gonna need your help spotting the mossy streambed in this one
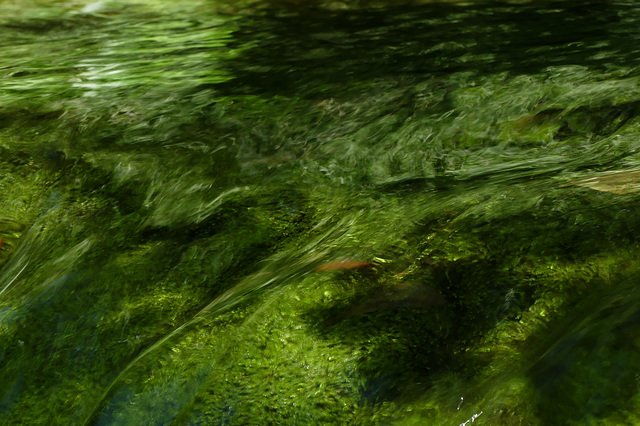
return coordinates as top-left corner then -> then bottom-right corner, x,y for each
3,0 -> 640,424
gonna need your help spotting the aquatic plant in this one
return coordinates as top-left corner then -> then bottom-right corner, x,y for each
3,0 -> 640,424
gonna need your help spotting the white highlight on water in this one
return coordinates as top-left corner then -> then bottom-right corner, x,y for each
459,411 -> 483,426
0,263 -> 29,297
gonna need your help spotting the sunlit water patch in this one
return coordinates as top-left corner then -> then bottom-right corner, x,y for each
2,0 -> 640,424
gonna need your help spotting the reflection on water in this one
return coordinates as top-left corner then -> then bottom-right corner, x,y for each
2,0 -> 640,424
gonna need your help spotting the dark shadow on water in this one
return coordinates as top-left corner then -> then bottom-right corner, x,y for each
304,250 -> 530,405
215,1 -> 639,98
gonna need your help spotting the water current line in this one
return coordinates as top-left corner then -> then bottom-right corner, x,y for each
82,253 -> 323,425
0,192 -> 59,298
0,263 -> 29,298
82,214 -> 354,425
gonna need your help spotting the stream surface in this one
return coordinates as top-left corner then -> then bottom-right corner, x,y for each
3,0 -> 640,424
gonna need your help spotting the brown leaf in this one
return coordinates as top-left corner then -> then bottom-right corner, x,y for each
315,260 -> 376,271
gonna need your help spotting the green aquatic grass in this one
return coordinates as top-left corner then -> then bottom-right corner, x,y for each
3,0 -> 640,424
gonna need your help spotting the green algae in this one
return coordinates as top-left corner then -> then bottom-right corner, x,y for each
3,0 -> 640,424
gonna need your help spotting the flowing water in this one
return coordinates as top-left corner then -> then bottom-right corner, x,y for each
2,0 -> 640,424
